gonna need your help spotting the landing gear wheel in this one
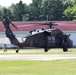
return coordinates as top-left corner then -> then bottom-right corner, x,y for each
16,49 -> 19,53
63,47 -> 68,52
63,44 -> 68,52
44,48 -> 48,52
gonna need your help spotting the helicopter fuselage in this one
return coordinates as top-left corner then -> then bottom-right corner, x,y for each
23,29 -> 72,49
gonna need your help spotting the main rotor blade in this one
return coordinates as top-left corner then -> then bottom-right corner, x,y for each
10,22 -> 18,29
16,21 -> 58,29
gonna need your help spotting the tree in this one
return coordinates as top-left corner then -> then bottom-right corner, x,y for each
0,0 -> 74,21
72,0 -> 76,5
10,0 -> 26,21
42,0 -> 64,21
0,7 -> 12,21
28,0 -> 43,21
64,0 -> 76,20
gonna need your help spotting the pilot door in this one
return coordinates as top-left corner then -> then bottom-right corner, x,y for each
47,36 -> 56,48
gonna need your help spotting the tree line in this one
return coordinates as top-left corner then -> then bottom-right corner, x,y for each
0,0 -> 76,21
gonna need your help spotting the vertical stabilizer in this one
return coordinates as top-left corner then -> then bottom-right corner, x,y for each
2,19 -> 19,45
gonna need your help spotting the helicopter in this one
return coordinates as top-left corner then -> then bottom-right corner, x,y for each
2,16 -> 73,53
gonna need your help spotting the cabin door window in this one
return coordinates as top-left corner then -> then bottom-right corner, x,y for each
47,36 -> 55,47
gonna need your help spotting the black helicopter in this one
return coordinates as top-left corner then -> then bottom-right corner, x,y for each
2,16 -> 73,53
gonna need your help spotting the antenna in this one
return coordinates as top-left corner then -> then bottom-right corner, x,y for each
46,15 -> 49,21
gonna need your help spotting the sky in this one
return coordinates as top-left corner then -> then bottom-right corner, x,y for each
0,0 -> 32,7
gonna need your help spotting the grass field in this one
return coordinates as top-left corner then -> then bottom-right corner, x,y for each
0,48 -> 76,75
0,48 -> 76,54
0,59 -> 76,75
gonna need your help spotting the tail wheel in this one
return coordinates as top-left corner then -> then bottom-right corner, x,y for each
16,49 -> 19,53
16,48 -> 19,53
44,48 -> 48,52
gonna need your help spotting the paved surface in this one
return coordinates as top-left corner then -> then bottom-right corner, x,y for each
0,54 -> 76,60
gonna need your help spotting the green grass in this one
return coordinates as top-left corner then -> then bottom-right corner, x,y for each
0,48 -> 76,75
0,48 -> 76,54
0,59 -> 76,75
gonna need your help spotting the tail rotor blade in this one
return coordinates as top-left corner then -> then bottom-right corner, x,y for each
10,22 -> 18,29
